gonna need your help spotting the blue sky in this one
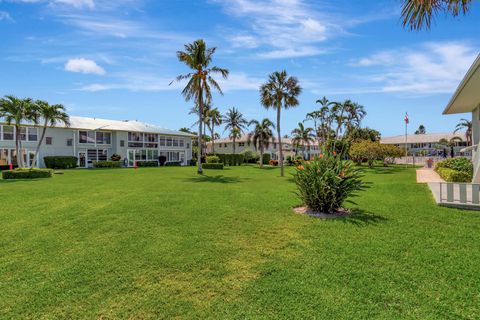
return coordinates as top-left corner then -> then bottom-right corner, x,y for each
0,0 -> 479,137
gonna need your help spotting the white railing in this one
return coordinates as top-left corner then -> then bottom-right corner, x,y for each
439,182 -> 480,207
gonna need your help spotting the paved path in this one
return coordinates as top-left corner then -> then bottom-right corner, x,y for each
416,168 -> 444,183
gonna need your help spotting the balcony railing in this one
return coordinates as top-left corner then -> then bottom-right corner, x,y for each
438,182 -> 480,208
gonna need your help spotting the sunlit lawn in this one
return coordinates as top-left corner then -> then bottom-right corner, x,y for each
1,165 -> 479,319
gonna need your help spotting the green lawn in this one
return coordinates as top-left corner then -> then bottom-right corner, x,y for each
1,165 -> 479,319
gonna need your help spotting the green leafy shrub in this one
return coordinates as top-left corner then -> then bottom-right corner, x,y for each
241,148 -> 259,163
206,155 -> 220,164
436,167 -> 471,182
435,157 -> 473,175
165,161 -> 182,166
202,163 -> 224,169
215,154 -> 244,166
137,161 -> 158,167
293,156 -> 366,213
44,156 -> 77,169
93,160 -> 121,168
2,168 -> 53,179
110,154 -> 122,161
262,153 -> 271,165
190,158 -> 197,166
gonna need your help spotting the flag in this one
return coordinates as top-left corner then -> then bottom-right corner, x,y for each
404,113 -> 409,125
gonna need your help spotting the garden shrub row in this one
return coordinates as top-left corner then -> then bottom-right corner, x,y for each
215,154 -> 245,166
137,161 -> 159,167
44,156 -> 77,169
262,153 -> 271,165
93,160 -> 122,168
2,168 -> 53,180
165,161 -> 182,166
436,167 -> 471,183
206,155 -> 220,164
202,163 -> 224,170
434,157 -> 473,182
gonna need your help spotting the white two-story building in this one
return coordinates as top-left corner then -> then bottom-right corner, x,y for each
0,116 -> 193,168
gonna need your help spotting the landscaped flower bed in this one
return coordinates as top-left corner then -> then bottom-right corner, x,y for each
434,157 -> 473,182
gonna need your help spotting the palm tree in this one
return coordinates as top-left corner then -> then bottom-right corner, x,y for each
344,101 -> 366,133
260,70 -> 302,177
248,118 -> 275,168
291,122 -> 315,160
223,107 -> 248,155
31,101 -> 70,168
0,96 -> 38,168
172,39 -> 229,174
206,107 -> 222,154
401,0 -> 472,30
454,118 -> 472,145
314,96 -> 336,146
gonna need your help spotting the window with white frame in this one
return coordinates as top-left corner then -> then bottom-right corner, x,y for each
18,127 -> 38,142
87,149 -> 107,162
239,142 -> 245,147
1,125 -> 14,140
96,131 -> 111,145
79,131 -> 95,144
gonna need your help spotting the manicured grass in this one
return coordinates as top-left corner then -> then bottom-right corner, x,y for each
1,165 -> 479,318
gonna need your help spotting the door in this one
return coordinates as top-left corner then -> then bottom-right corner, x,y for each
128,149 -> 135,167
78,152 -> 86,168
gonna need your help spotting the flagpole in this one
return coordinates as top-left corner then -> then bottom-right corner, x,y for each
405,113 -> 408,166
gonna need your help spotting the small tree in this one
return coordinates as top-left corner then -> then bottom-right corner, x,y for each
381,144 -> 405,166
349,140 -> 383,168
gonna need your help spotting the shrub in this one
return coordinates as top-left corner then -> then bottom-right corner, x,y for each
93,160 -> 121,168
137,161 -> 158,167
436,167 -> 471,182
165,161 -> 182,166
44,156 -> 77,169
215,154 -> 244,166
2,168 -> 53,179
269,159 -> 279,166
206,155 -> 220,164
262,153 -> 271,165
202,163 -> 224,169
349,140 -> 383,167
293,155 -> 366,213
241,148 -> 259,163
190,158 -> 197,166
435,157 -> 473,175
286,156 -> 294,166
110,154 -> 122,161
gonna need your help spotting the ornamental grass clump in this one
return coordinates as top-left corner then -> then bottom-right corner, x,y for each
293,155 -> 366,214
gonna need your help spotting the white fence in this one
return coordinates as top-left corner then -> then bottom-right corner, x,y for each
439,182 -> 480,208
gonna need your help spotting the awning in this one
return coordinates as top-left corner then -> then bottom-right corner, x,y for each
443,54 -> 480,115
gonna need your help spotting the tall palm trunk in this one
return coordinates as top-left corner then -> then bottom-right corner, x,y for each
203,121 -> 207,157
276,103 -> 284,177
15,124 -> 24,168
197,86 -> 204,174
233,136 -> 236,155
32,120 -> 48,168
211,124 -> 215,154
260,144 -> 264,168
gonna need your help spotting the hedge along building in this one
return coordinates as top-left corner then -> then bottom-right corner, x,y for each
443,53 -> 480,182
206,134 -> 321,160
0,116 -> 194,168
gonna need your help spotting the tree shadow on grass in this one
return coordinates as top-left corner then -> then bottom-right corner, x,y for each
341,208 -> 388,226
184,174 -> 248,184
363,166 -> 407,175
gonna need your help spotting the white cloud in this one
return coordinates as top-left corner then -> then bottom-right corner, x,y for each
79,72 -> 261,92
347,42 -> 478,94
54,0 -> 94,9
0,11 -> 14,22
216,0 -> 336,59
65,58 -> 105,75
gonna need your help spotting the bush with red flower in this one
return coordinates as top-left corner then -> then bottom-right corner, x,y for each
293,154 -> 366,213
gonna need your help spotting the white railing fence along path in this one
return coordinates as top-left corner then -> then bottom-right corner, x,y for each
439,182 -> 480,207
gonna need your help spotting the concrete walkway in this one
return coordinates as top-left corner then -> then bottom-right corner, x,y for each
416,168 -> 444,183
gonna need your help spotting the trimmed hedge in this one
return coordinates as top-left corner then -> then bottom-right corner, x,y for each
202,163 -> 224,170
435,157 -> 473,175
216,154 -> 245,166
44,156 -> 77,169
206,155 -> 220,164
93,160 -> 122,168
165,161 -> 182,167
262,153 -> 271,165
2,168 -> 53,179
436,167 -> 471,183
137,161 -> 158,167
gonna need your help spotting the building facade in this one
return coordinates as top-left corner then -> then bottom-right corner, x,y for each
380,132 -> 470,157
0,116 -> 193,168
207,135 -> 321,160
